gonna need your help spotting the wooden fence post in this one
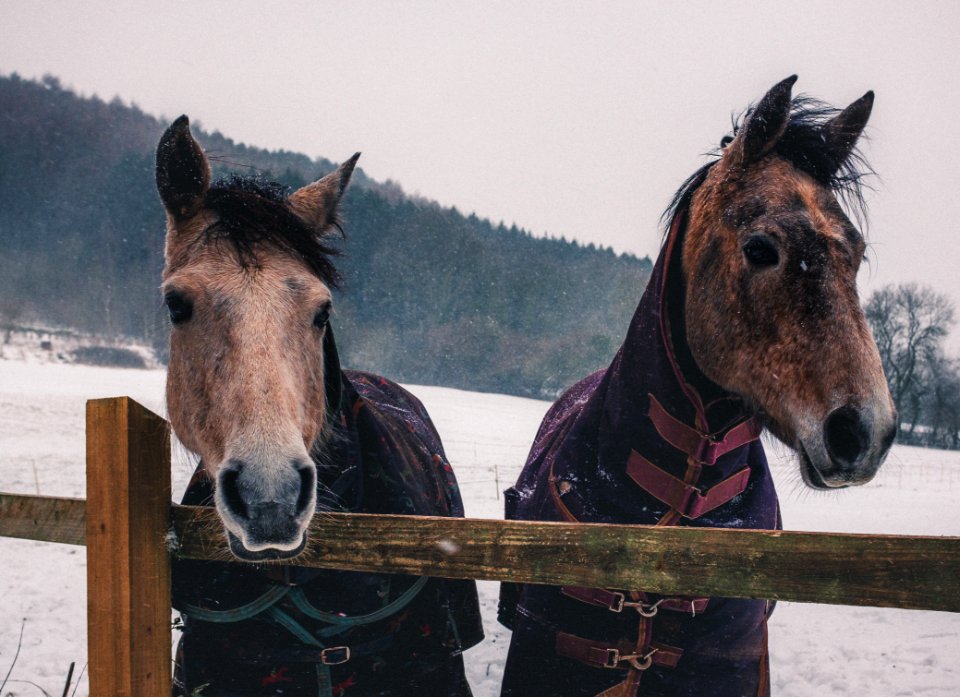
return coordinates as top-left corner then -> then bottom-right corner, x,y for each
86,397 -> 171,696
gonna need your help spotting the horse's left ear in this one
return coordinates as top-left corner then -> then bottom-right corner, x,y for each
726,75 -> 797,168
289,153 -> 361,231
822,91 -> 874,172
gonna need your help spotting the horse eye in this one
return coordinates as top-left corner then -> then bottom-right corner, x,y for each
164,292 -> 193,325
742,236 -> 780,267
313,304 -> 331,329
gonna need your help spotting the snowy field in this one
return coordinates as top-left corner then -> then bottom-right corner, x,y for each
1,357 -> 959,696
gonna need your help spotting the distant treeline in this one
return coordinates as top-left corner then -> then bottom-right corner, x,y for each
0,73 -> 652,398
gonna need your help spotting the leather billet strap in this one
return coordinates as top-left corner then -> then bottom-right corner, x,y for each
648,394 -> 761,465
561,586 -> 709,617
626,450 -> 751,520
555,631 -> 683,671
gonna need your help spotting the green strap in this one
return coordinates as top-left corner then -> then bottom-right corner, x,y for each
316,665 -> 333,697
178,584 -> 291,623
288,576 -> 430,627
180,578 -> 429,697
179,576 -> 428,630
265,606 -> 323,646
265,608 -> 335,697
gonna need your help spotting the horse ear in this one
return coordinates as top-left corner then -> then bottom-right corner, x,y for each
822,91 -> 874,173
726,75 -> 797,167
156,115 -> 211,219
289,153 -> 361,231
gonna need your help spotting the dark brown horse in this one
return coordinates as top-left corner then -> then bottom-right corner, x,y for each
498,76 -> 896,697
156,117 -> 482,696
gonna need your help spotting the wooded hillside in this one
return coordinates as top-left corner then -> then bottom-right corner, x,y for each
0,73 -> 652,397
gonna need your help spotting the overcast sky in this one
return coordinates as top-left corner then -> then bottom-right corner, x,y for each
2,1 -> 958,324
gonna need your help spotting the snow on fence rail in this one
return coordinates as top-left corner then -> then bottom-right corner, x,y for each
1,396 -> 959,696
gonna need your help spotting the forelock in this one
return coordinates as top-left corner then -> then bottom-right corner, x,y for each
202,175 -> 342,286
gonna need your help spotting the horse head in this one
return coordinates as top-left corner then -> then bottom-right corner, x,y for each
681,76 -> 896,488
156,116 -> 357,559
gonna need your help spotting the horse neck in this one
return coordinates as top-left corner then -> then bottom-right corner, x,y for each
604,211 -> 748,437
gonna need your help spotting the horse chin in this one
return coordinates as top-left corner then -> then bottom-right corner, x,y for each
227,531 -> 307,562
763,413 -> 853,491
797,445 -> 850,491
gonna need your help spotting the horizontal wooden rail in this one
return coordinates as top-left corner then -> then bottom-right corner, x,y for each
0,492 -> 85,544
2,492 -> 959,613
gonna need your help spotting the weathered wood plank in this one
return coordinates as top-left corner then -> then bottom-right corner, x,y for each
0,493 -> 85,545
86,397 -> 171,697
172,507 -> 960,613
3,494 -> 959,613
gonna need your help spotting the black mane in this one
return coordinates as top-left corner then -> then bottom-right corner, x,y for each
664,95 -> 872,230
203,175 -> 342,286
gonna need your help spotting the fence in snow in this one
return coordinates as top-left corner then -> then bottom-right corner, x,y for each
0,396 -> 958,695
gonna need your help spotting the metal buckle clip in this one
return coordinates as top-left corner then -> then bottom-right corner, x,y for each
603,647 -> 657,671
621,597 -> 663,618
609,592 -> 626,613
625,649 -> 657,671
320,646 -> 351,665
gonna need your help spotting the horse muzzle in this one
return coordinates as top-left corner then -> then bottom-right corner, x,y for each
214,457 -> 317,560
798,403 -> 897,489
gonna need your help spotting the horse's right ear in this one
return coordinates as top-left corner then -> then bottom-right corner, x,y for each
156,115 -> 211,219
725,75 -> 797,168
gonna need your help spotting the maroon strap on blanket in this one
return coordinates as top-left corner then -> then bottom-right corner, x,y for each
626,450 -> 751,520
647,394 -> 761,465
555,631 -> 683,671
561,586 -> 709,616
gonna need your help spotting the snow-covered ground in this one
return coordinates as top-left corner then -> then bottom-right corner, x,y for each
1,357 -> 958,696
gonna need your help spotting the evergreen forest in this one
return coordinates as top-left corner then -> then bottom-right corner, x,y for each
0,73 -> 653,398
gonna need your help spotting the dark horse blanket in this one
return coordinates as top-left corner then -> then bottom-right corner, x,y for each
498,206 -> 780,697
172,371 -> 483,697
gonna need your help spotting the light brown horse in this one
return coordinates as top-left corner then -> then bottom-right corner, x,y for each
499,76 -> 897,697
157,119 -> 352,560
156,118 -> 482,695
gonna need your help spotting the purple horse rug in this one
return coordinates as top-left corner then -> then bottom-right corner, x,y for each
498,203 -> 780,697
172,370 -> 483,697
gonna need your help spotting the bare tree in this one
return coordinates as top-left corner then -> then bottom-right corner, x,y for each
924,355 -> 960,449
865,283 -> 956,434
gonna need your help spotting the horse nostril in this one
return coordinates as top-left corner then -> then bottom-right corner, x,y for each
219,462 -> 249,520
824,406 -> 869,468
294,461 -> 316,516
